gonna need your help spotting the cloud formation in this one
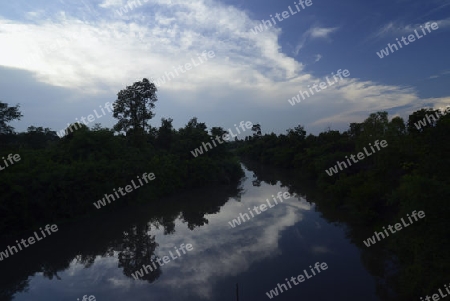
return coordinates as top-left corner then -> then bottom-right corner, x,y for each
0,0 -> 448,134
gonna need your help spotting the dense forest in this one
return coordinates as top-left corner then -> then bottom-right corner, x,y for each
235,109 -> 450,300
1,77 -> 449,300
0,78 -> 243,235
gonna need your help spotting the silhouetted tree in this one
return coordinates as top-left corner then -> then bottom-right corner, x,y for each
286,124 -> 306,140
0,102 -> 22,135
157,118 -> 174,150
251,123 -> 261,137
112,78 -> 157,136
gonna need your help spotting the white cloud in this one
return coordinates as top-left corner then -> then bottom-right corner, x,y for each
0,0 -> 302,96
314,54 -> 322,62
293,26 -> 338,56
0,0 -> 447,133
155,188 -> 312,299
306,26 -> 338,39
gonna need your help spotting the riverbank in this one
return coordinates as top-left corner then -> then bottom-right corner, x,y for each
0,118 -> 244,236
0,163 -> 379,301
235,110 -> 450,300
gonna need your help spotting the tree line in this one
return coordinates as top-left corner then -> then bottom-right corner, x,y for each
0,78 -> 243,235
235,109 -> 450,300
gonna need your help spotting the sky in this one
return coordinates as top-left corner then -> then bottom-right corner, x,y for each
0,0 -> 449,136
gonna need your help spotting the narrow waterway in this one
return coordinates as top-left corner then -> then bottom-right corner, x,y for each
4,162 -> 380,301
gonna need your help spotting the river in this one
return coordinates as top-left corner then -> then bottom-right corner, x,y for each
2,162 -> 381,301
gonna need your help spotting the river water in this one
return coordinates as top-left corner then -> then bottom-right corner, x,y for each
2,162 -> 381,301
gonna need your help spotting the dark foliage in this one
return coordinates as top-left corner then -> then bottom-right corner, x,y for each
235,110 -> 450,301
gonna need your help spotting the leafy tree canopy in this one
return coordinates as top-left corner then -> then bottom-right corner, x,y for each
0,101 -> 23,135
112,78 -> 157,135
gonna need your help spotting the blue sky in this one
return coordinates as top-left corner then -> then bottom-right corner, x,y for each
0,0 -> 449,135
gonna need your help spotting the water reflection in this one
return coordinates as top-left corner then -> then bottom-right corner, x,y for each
117,224 -> 161,283
1,162 -> 381,301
